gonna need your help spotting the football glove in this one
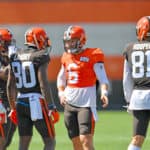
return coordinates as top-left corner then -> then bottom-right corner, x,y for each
48,104 -> 60,124
8,109 -> 18,125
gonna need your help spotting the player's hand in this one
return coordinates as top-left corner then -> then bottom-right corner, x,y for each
48,104 -> 60,124
59,96 -> 67,106
8,109 -> 18,125
59,93 -> 67,106
100,95 -> 109,108
123,103 -> 132,114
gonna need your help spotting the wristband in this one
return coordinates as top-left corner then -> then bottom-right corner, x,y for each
101,89 -> 108,96
58,91 -> 64,97
48,103 -> 56,110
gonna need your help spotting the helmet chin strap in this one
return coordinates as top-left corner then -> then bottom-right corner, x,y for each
66,40 -> 84,54
67,48 -> 84,54
67,48 -> 78,54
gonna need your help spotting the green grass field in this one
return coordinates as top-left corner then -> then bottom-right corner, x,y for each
7,111 -> 150,150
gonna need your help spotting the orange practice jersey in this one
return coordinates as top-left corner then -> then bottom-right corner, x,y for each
61,48 -> 104,87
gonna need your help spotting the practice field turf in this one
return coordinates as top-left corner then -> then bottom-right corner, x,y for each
7,111 -> 150,150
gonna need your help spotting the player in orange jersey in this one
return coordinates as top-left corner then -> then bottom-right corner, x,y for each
57,25 -> 109,150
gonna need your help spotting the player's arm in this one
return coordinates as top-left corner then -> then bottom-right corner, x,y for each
38,62 -> 54,105
57,65 -> 66,106
0,66 -> 8,80
6,65 -> 18,125
123,59 -> 133,103
38,62 -> 59,124
7,65 -> 17,109
94,62 -> 109,108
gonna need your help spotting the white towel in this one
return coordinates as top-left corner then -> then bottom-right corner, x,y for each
91,107 -> 98,122
8,45 -> 18,58
29,94 -> 43,121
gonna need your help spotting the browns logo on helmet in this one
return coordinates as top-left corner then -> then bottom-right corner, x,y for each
24,27 -> 51,51
136,16 -> 150,41
63,25 -> 86,54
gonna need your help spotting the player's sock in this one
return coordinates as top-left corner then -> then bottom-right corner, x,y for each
128,144 -> 140,150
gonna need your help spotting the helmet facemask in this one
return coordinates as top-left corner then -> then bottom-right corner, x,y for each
63,38 -> 83,54
63,26 -> 86,54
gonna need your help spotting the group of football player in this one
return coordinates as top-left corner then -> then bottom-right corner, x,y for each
0,15 -> 150,150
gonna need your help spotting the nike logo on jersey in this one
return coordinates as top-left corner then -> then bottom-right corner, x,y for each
80,56 -> 89,62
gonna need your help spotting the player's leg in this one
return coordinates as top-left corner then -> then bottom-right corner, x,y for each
0,103 -> 12,150
64,103 -> 83,150
0,121 -> 6,150
34,119 -> 56,150
80,134 -> 94,150
16,100 -> 33,150
78,107 -> 95,150
19,136 -> 32,150
72,136 -> 83,150
3,110 -> 16,148
0,135 -> 5,150
42,137 -> 56,150
3,121 -> 16,148
128,110 -> 150,150
36,99 -> 56,150
0,101 -> 14,150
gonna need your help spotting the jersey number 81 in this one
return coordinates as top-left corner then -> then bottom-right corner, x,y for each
131,50 -> 150,78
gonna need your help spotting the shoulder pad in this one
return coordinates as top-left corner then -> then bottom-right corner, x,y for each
31,50 -> 50,66
123,42 -> 134,60
90,48 -> 104,63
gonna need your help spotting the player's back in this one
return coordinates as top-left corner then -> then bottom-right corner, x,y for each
124,41 -> 150,89
10,47 -> 50,94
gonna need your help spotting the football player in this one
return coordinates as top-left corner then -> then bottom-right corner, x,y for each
7,27 -> 59,150
57,25 -> 109,150
123,16 -> 150,150
0,28 -> 17,150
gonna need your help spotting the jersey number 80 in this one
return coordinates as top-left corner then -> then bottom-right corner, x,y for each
11,61 -> 36,88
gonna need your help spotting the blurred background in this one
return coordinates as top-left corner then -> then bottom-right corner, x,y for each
1,0 -> 150,111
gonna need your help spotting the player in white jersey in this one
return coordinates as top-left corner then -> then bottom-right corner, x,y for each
123,16 -> 150,150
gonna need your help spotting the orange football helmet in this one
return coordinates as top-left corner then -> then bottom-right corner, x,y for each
25,27 -> 51,50
63,25 -> 86,54
0,28 -> 13,51
136,16 -> 150,41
